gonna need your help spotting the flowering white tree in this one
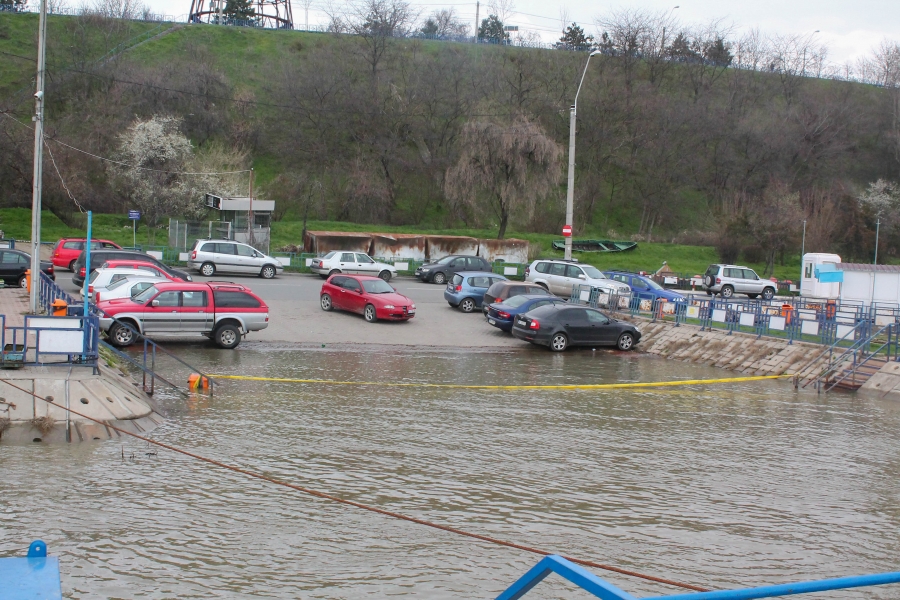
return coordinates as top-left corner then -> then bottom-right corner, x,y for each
858,179 -> 900,229
113,115 -> 193,242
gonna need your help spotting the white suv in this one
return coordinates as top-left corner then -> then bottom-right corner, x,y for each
703,264 -> 776,300
188,239 -> 284,279
525,259 -> 631,298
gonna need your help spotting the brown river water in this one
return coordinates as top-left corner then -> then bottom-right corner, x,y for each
2,345 -> 900,599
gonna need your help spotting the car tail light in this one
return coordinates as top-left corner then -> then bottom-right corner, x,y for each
716,277 -> 721,284
191,250 -> 197,260
524,266 -> 530,276
529,319 -> 540,330
88,285 -> 93,294
94,292 -> 100,303
47,265 -> 53,273
498,311 -> 511,319
79,267 -> 85,277
455,285 -> 462,292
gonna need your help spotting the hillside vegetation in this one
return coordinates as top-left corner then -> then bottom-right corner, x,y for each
0,11 -> 898,274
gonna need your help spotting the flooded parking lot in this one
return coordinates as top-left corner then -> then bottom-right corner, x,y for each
3,346 -> 900,598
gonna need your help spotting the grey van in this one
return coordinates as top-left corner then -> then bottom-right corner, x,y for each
188,239 -> 284,279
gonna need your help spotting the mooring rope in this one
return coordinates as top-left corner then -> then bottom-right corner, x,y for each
209,373 -> 795,390
1,377 -> 709,593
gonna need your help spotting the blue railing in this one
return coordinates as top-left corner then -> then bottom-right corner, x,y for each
0,314 -> 100,367
498,555 -> 900,600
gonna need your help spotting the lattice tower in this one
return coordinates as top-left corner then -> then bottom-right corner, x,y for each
188,0 -> 293,29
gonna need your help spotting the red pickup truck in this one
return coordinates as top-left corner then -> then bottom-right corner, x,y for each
97,281 -> 269,349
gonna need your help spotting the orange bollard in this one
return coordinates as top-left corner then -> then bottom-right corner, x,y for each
51,299 -> 68,316
188,373 -> 210,390
25,269 -> 31,293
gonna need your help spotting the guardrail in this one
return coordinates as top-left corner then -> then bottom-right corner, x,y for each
0,313 -> 100,368
498,554 -> 900,600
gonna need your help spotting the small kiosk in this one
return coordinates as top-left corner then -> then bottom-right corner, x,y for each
204,193 -> 275,252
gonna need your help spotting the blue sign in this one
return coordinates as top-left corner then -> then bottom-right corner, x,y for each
128,210 -> 141,220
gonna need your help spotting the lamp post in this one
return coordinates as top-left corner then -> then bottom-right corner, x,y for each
564,50 -> 600,261
29,0 -> 48,314
800,219 -> 806,285
871,218 -> 881,309
802,30 -> 820,77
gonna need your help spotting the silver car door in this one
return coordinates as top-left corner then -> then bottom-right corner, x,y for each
356,253 -> 378,275
217,243 -> 242,274
236,243 -> 260,274
547,263 -> 567,295
339,252 -> 358,274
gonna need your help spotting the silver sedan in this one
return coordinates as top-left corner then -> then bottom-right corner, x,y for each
310,251 -> 398,281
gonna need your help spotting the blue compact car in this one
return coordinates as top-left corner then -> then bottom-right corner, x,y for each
443,271 -> 507,312
603,271 -> 687,303
485,294 -> 568,332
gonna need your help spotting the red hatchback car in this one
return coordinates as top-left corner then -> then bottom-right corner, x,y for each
320,274 -> 415,322
51,238 -> 121,270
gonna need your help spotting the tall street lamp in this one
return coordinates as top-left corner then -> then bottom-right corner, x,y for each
564,50 -> 600,261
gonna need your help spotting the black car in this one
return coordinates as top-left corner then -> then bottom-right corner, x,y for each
0,249 -> 54,288
415,255 -> 491,284
72,249 -> 191,287
481,281 -> 552,316
511,304 -> 641,352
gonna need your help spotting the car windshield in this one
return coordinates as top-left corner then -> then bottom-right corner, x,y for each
503,295 -> 532,308
323,251 -> 336,259
361,279 -> 394,294
133,285 -> 159,303
436,256 -> 454,264
106,278 -> 129,291
582,266 -> 607,279
644,278 -> 664,290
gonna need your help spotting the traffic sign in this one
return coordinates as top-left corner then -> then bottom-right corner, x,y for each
128,210 -> 141,220
562,225 -> 572,237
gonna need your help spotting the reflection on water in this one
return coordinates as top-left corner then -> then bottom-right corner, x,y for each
3,346 -> 900,599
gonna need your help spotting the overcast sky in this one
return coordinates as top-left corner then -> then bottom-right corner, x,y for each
141,0 -> 899,65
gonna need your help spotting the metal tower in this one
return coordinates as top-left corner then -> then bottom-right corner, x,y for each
188,0 -> 293,29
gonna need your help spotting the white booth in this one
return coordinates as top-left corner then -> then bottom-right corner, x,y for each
801,253 -> 841,299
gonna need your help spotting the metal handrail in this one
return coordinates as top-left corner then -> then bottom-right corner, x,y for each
825,324 -> 897,391
798,320 -> 871,388
99,340 -> 188,396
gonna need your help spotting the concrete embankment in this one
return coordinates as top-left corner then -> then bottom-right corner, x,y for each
0,365 -> 163,444
635,319 -> 827,377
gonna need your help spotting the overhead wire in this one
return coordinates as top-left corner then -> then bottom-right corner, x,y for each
0,375 -> 709,593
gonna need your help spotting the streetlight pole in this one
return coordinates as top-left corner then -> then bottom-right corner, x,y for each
871,218 -> 881,308
564,50 -> 600,261
29,0 -> 48,314
800,219 -> 806,285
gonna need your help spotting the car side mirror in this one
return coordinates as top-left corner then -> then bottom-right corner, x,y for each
151,299 -> 160,307
357,288 -> 364,294
578,274 -> 586,280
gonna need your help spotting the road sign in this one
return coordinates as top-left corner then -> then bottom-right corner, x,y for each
128,210 -> 141,220
562,225 -> 572,237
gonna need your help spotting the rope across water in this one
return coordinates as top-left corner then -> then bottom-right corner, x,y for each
0,377 -> 711,592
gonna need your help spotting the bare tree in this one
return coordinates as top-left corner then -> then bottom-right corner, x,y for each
488,0 -> 515,26
445,116 -> 562,239
594,8 -> 656,89
733,27 -> 768,71
420,8 -> 469,38
335,0 -> 416,78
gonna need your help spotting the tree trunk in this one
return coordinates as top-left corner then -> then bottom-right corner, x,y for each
497,207 -> 509,240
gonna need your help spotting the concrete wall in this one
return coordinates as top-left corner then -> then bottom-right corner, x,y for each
302,231 -> 531,263
636,319 -> 828,377
478,239 -> 529,263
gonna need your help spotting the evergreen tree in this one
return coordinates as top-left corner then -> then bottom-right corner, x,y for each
556,22 -> 594,50
478,15 -> 508,44
224,0 -> 256,25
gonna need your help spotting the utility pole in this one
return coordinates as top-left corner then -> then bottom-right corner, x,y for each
248,168 -> 255,248
871,218 -> 881,309
474,1 -> 480,42
800,219 -> 806,285
29,0 -> 48,314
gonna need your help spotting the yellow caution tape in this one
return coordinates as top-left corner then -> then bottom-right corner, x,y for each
209,373 -> 795,390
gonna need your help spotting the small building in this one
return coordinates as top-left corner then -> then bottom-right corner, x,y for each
838,263 -> 900,307
801,253 -> 842,299
205,193 -> 275,252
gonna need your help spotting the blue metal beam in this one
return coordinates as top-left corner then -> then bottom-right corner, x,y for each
496,555 -> 638,600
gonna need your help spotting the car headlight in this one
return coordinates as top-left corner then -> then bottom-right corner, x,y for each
384,305 -> 395,309
421,267 -> 430,272
411,304 -> 416,309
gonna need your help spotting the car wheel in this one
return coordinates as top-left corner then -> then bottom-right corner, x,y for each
328,269 -> 341,277
364,304 -> 378,323
433,272 -> 446,285
459,298 -> 476,313
747,293 -> 758,299
260,265 -> 276,279
617,332 -> 635,351
214,324 -> 241,349
200,262 -> 216,277
378,270 -> 392,282
721,285 -> 734,298
68,260 -> 76,271
18,275 -> 27,288
550,333 -> 568,352
762,287 -> 775,301
320,294 -> 333,311
108,323 -> 136,347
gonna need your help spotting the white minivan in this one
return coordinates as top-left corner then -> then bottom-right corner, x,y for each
188,239 -> 284,279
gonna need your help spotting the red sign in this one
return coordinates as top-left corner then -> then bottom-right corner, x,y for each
562,225 -> 572,237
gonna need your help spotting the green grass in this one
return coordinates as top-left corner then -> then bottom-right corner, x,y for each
0,208 -> 804,280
